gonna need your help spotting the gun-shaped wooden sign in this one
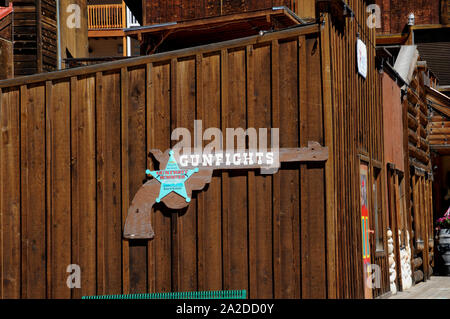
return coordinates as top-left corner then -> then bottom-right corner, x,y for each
123,141 -> 328,239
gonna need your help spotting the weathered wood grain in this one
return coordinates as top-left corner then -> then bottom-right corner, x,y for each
0,24 -> 338,299
147,61 -> 172,293
0,88 -> 21,299
70,75 -> 96,298
48,80 -> 71,298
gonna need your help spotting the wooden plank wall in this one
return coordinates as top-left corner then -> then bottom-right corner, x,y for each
404,66 -> 434,284
321,0 -> 388,298
0,38 -> 13,79
12,0 -> 57,76
0,9 -> 12,40
430,113 -> 450,148
144,0 -> 313,25
0,25 -> 329,299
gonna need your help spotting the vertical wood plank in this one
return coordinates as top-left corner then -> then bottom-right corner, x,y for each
247,43 -> 273,299
21,84 -> 46,298
220,49 -> 231,292
0,88 -> 21,299
247,44 -> 257,299
277,38 -> 301,299
300,37 -> 326,299
196,53 -> 223,291
170,58 -> 179,292
319,13 -> 337,299
70,75 -> 97,298
96,71 -> 123,295
120,67 -> 132,295
48,80 -> 72,298
147,62 -> 172,293
45,81 -> 52,298
126,66 -> 148,294
271,39 -> 282,299
222,48 -> 248,292
173,57 -> 198,292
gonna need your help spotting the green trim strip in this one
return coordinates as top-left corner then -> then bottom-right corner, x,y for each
82,290 -> 247,300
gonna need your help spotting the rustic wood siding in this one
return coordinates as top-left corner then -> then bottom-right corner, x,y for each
321,0 -> 389,298
404,66 -> 434,284
0,25 -> 330,299
382,73 -> 405,171
12,0 -> 57,76
0,38 -> 13,79
0,10 -> 12,41
143,0 -> 314,25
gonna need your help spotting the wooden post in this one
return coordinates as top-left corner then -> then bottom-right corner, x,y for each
320,13 -> 337,299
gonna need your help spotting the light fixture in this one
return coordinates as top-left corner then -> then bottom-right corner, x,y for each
408,13 -> 415,26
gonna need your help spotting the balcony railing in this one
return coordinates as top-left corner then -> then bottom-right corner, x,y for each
88,4 -> 123,29
127,7 -> 140,27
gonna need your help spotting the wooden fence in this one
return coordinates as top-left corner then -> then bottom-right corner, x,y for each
0,24 -> 330,299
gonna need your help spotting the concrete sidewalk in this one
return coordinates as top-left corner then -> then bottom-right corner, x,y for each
388,276 -> 450,299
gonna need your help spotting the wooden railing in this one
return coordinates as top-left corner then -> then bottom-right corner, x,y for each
88,4 -> 123,29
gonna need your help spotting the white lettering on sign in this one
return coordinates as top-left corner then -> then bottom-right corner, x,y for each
179,152 -> 275,168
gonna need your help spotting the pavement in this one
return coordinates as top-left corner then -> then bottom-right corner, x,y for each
388,276 -> 450,299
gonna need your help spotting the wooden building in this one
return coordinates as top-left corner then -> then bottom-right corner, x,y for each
1,0 -> 89,76
125,7 -> 308,55
376,0 -> 450,284
0,0 -> 408,299
377,39 -> 450,292
87,0 -> 140,59
399,53 -> 435,285
378,58 -> 407,294
125,0 -> 316,26
12,0 -> 58,75
376,0 -> 450,96
428,87 -> 450,275
376,0 -> 445,35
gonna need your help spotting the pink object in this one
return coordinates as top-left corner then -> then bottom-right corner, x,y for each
0,3 -> 13,21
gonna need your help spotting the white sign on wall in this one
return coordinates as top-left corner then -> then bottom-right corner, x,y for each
357,38 -> 367,79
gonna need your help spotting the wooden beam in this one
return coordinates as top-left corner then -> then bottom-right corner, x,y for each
152,143 -> 329,171
88,29 -> 125,38
124,8 -> 298,37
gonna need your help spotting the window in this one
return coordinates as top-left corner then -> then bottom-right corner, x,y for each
398,175 -> 407,247
373,168 -> 384,252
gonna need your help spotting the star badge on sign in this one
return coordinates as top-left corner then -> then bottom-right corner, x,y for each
146,150 -> 199,203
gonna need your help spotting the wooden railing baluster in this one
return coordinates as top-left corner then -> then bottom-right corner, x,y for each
87,4 -> 123,30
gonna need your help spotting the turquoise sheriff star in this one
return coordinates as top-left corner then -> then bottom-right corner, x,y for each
146,150 -> 199,203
